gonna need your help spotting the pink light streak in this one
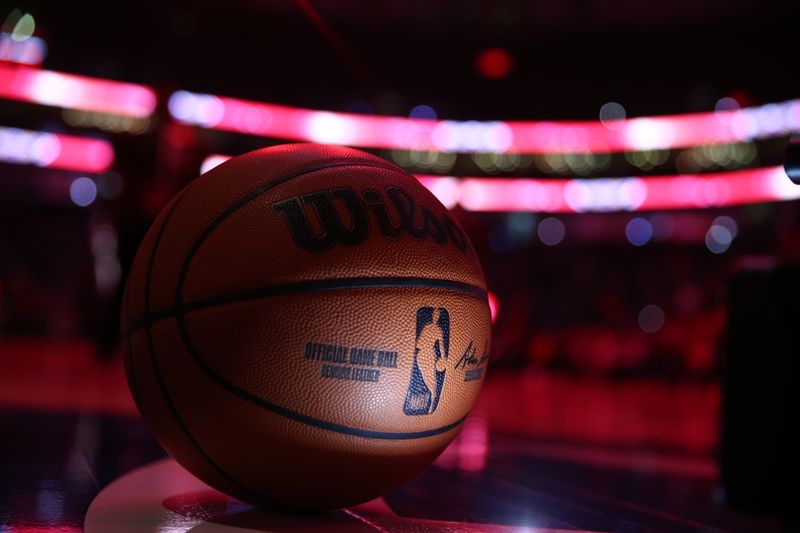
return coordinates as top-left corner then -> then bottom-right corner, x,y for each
172,90 -> 800,154
201,154 -> 794,213
0,63 -> 157,118
0,126 -> 114,172
443,167 -> 795,212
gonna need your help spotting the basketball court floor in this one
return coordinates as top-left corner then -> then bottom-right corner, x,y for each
0,340 -> 790,532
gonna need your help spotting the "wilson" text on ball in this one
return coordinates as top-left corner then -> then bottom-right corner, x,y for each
272,185 -> 478,258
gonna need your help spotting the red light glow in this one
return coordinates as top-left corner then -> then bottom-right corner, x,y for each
0,63 -> 157,117
171,90 -> 800,153
0,126 -> 114,172
488,291 -> 499,323
451,166 -> 794,212
475,48 -> 513,80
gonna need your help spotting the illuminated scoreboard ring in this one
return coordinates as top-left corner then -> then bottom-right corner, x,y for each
169,90 -> 800,154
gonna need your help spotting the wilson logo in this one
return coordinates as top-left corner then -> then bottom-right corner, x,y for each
272,185 -> 476,257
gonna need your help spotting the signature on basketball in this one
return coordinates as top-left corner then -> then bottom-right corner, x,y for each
272,185 -> 478,259
454,340 -> 489,382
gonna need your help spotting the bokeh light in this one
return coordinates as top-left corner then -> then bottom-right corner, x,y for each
62,109 -> 151,134
475,48 -> 513,80
11,13 -> 34,41
537,217 -> 565,246
168,91 -> 224,128
200,154 -> 231,174
409,104 -> 437,120
415,176 -> 460,208
69,177 -> 98,207
599,101 -> 626,130
625,149 -> 670,170
472,152 -> 528,174
625,118 -> 674,151
625,218 -> 653,246
679,142 -> 757,172
0,64 -> 157,117
563,177 -> 647,212
306,111 -> 357,144
639,304 -> 665,333
0,32 -> 46,65
715,97 -> 740,113
712,215 -> 738,238
705,224 -> 733,254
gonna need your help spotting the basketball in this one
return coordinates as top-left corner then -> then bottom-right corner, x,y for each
120,143 -> 491,510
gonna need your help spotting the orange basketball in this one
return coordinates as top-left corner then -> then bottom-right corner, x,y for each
121,143 -> 491,510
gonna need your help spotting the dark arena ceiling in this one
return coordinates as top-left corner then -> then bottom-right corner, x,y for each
22,0 -> 800,121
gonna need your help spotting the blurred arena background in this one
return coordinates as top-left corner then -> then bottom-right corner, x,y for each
0,1 -> 799,527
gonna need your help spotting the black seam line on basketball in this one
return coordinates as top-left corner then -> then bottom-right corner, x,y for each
143,191 -> 186,314
142,191 -> 263,501
123,277 -> 488,337
122,160 -> 409,340
174,161 -> 469,440
174,160 -> 402,308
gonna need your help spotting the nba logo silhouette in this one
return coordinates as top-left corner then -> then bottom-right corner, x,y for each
404,307 -> 450,415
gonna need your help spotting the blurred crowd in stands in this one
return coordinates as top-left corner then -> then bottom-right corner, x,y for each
486,244 -> 726,381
